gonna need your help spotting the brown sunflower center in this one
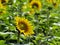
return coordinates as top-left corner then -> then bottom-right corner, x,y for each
1,0 -> 6,6
53,2 -> 57,6
1,0 -> 6,3
32,3 -> 39,9
18,22 -> 28,30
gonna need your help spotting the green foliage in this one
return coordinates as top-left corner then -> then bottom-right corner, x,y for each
0,0 -> 60,45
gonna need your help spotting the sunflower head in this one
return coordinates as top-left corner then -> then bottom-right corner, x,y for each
0,0 -> 8,6
53,2 -> 58,8
30,0 -> 41,10
15,16 -> 34,36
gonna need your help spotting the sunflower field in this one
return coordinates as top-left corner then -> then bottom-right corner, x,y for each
0,0 -> 60,45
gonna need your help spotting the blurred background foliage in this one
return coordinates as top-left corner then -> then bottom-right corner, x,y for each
0,0 -> 60,45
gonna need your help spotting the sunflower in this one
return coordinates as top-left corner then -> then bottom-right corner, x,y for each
30,0 -> 41,10
52,2 -> 58,8
15,16 -> 34,36
0,0 -> 8,8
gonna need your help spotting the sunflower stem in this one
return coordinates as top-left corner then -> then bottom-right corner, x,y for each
17,31 -> 20,43
46,10 -> 50,36
16,27 -> 20,44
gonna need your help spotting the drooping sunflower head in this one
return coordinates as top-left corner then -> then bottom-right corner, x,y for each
30,0 -> 41,10
15,16 -> 34,36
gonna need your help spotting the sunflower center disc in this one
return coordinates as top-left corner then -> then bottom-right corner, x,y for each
32,3 -> 38,9
1,0 -> 6,3
19,23 -> 27,30
53,2 -> 56,6
1,0 -> 6,5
